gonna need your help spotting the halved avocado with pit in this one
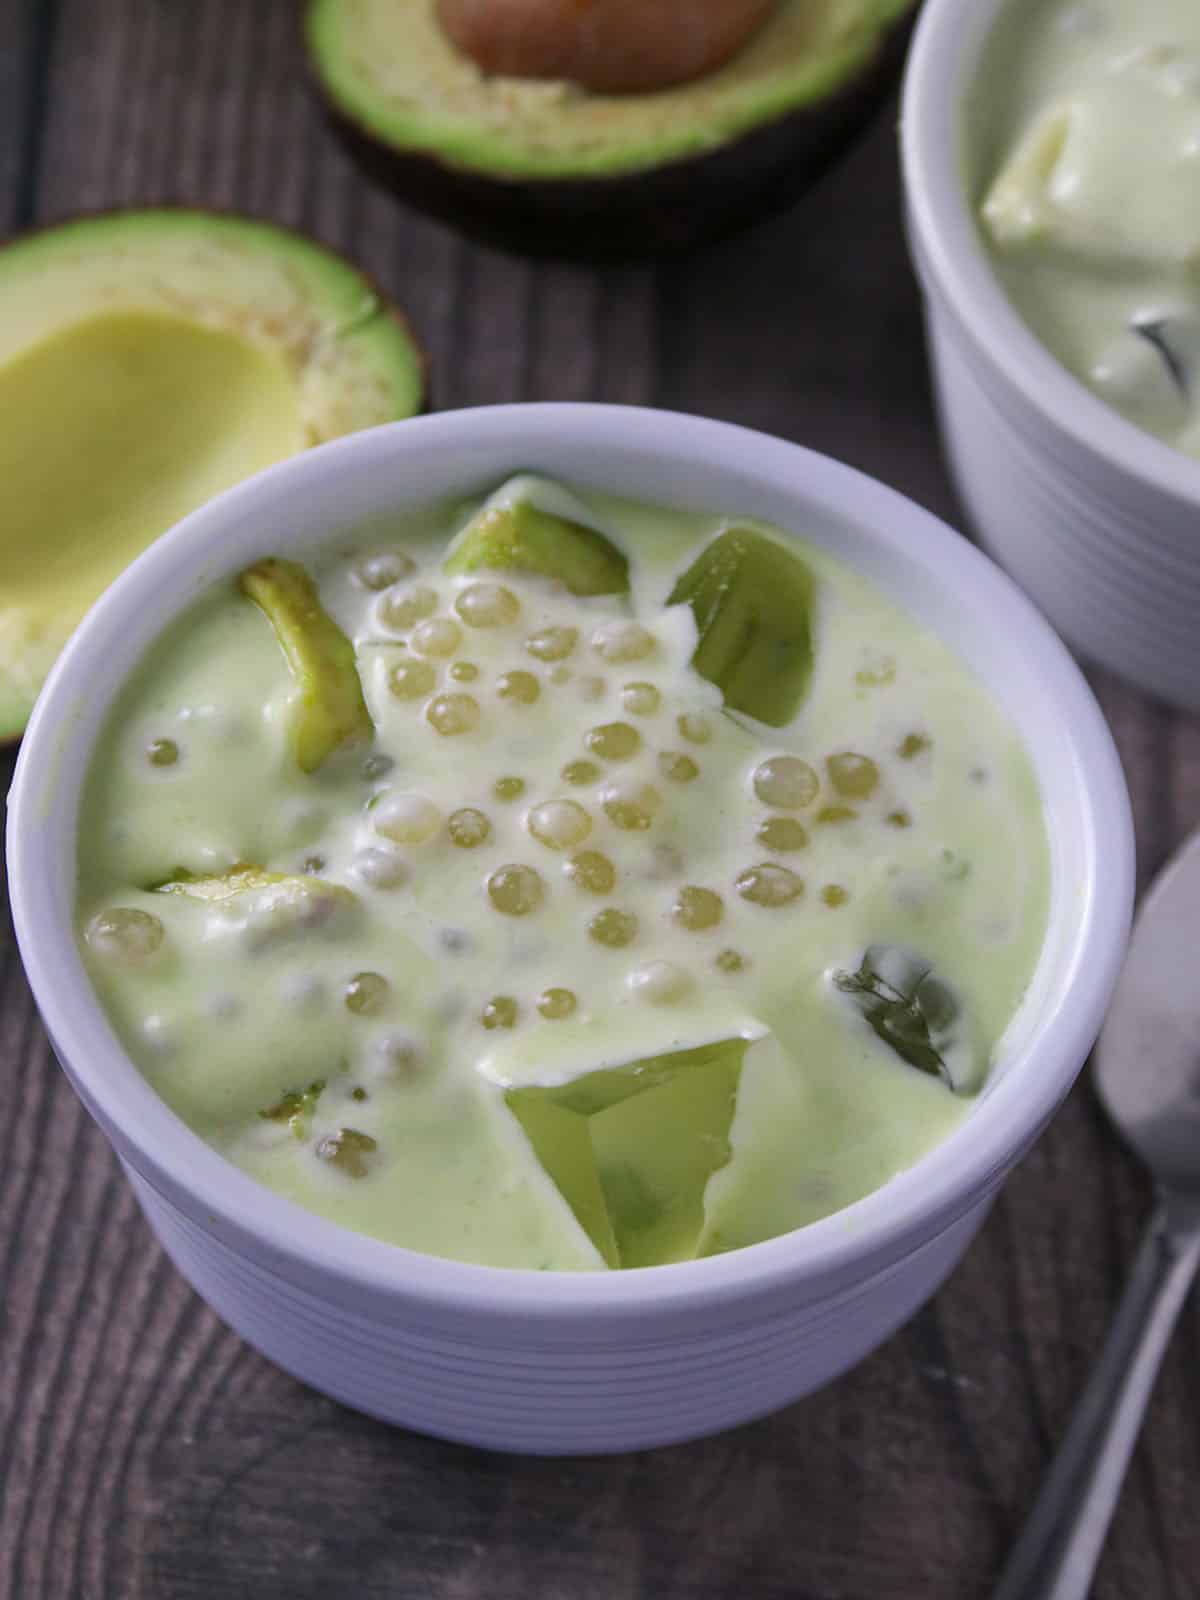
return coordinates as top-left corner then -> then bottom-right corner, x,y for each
0,210 -> 425,744
304,0 -> 916,258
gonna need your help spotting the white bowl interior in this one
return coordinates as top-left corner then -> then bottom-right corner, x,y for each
6,405 -> 1133,1317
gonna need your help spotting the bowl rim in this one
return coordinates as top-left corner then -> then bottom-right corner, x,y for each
900,0 -> 1200,510
6,404 -> 1134,1321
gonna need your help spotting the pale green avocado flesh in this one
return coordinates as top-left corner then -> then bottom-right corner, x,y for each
305,0 -> 915,182
0,210 -> 423,743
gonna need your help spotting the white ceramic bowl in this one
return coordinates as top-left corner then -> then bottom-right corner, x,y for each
7,405 -> 1133,1455
901,0 -> 1200,711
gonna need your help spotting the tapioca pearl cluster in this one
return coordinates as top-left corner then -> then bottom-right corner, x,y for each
744,756 -> 815,906
600,779 -> 662,833
480,986 -> 580,1031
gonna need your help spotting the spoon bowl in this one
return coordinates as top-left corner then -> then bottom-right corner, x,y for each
996,829 -> 1200,1600
1095,832 -> 1200,1195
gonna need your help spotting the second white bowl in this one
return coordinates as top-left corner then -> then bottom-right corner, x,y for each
901,0 -> 1200,711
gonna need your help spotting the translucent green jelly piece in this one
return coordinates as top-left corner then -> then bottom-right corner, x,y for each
506,1039 -> 745,1269
667,528 -> 814,727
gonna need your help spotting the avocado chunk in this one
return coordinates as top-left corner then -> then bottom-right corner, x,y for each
506,1038 -> 746,1268
832,945 -> 976,1094
0,209 -> 424,744
154,864 -> 294,901
240,557 -> 374,772
305,0 -> 917,257
667,527 -> 814,727
155,865 -> 359,949
444,479 -> 629,596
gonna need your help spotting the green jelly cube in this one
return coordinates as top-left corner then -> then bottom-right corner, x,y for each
506,1039 -> 745,1269
667,527 -> 814,727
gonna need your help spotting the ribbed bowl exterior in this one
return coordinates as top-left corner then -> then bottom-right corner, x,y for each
123,1158 -> 989,1454
923,303 -> 1200,711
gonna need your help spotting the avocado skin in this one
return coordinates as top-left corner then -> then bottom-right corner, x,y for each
309,12 -> 913,260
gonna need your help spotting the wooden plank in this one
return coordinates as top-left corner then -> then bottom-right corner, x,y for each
1,5 -> 1197,1597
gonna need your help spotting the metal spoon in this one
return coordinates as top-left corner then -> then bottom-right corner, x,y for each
995,831 -> 1200,1600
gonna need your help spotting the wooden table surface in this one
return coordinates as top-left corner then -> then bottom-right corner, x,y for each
2,4 -> 1197,1596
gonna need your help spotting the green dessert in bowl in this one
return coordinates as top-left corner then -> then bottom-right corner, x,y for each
76,472 -> 1049,1271
10,408 -> 1128,1451
975,0 -> 1200,461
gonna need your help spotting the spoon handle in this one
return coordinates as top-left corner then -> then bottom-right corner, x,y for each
995,1201 -> 1200,1600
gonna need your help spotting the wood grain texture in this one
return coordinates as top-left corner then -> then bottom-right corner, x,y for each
1,3 -> 1197,1596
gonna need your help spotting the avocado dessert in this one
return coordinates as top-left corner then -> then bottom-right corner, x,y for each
77,473 -> 1050,1270
0,210 -> 425,745
304,0 -> 917,257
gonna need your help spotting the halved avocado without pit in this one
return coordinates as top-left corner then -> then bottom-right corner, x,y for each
0,210 -> 425,745
305,0 -> 916,258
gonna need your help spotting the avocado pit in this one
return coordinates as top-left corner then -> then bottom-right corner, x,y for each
435,0 -> 778,94
306,0 -> 918,257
